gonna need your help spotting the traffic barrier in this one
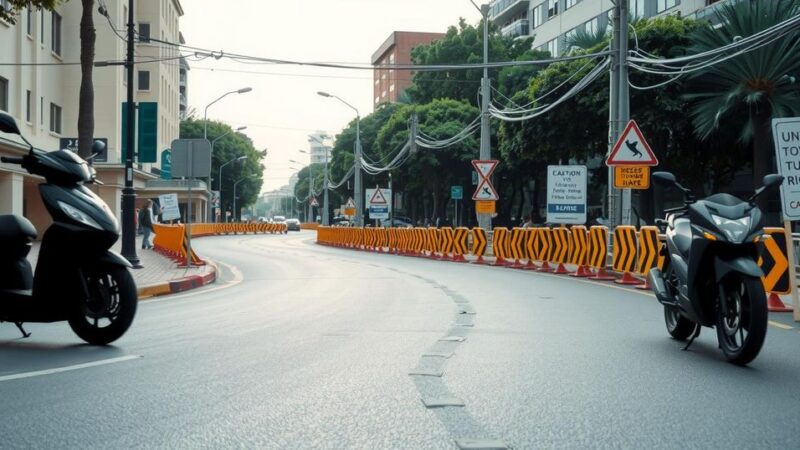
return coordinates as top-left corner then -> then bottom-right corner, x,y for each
492,227 -> 512,266
550,226 -> 572,275
535,227 -> 554,272
758,227 -> 793,312
427,228 -> 441,259
636,226 -> 661,289
439,227 -> 455,260
509,227 -> 526,269
522,228 -> 539,270
613,226 -> 640,285
569,226 -> 592,277
586,226 -> 616,280
413,227 -> 426,256
471,227 -> 488,264
452,227 -> 469,262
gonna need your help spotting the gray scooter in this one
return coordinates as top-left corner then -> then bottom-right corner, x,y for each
0,112 -> 136,344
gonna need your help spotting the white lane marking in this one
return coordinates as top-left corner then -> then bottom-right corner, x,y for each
0,355 -> 142,383
143,260 -> 243,304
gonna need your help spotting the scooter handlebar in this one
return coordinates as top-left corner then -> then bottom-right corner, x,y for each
1,156 -> 24,164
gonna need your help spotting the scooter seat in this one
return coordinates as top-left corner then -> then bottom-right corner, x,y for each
0,215 -> 37,243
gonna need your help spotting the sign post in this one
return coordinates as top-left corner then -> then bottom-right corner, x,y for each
606,120 -> 658,224
472,160 -> 499,229
171,139 -> 212,267
366,187 -> 391,222
451,186 -> 463,227
772,117 -> 800,321
546,165 -> 587,225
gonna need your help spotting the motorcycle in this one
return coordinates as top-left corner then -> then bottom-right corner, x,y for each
648,172 -> 783,365
0,112 -> 137,345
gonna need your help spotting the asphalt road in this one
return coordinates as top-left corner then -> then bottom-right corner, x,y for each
2,231 -> 800,449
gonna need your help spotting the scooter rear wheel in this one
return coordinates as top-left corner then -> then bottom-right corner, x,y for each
68,265 -> 137,345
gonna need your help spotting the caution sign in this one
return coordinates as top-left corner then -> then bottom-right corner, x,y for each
758,228 -> 790,294
367,188 -> 391,220
614,166 -> 650,189
772,117 -> 800,221
344,197 -> 356,217
606,120 -> 659,166
310,197 -> 319,207
475,200 -> 496,214
472,160 -> 499,201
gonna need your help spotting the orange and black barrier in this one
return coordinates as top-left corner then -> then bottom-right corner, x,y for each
569,226 -> 592,278
613,225 -> 640,285
535,227 -> 554,272
522,228 -> 538,270
427,227 -> 441,259
452,227 -> 469,263
492,227 -> 511,266
440,227 -> 455,260
550,226 -> 572,274
509,227 -> 526,269
471,227 -> 488,264
758,227 -> 793,312
413,227 -> 426,256
635,226 -> 661,289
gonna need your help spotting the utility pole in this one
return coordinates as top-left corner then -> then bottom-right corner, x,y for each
323,149 -> 330,226
477,2 -> 492,231
355,121 -> 363,227
608,0 -> 631,227
121,0 -> 141,268
308,164 -> 314,223
618,0 -> 632,226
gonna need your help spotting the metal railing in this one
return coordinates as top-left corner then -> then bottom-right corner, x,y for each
501,19 -> 529,37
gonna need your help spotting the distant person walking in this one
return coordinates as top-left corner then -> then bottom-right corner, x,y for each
139,199 -> 155,249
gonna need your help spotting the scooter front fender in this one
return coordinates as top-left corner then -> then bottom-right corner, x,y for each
713,256 -> 762,283
95,250 -> 133,269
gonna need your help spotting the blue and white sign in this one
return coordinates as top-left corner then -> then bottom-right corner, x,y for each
547,165 -> 587,225
367,187 -> 392,220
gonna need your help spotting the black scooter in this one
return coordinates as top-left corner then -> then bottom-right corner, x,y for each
0,112 -> 136,345
648,171 -> 783,365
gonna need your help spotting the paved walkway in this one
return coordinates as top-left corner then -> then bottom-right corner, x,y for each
27,235 -> 215,295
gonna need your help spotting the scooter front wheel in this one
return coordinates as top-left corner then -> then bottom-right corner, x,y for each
716,275 -> 767,366
68,265 -> 137,345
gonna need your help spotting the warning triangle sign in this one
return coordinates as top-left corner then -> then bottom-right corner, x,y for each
345,197 -> 355,208
310,197 -> 319,207
369,189 -> 388,205
606,120 -> 659,166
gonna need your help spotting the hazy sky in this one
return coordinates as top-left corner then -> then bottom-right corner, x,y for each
179,0 -> 482,192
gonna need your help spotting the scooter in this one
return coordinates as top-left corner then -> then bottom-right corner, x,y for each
0,112 -> 137,345
648,171 -> 783,365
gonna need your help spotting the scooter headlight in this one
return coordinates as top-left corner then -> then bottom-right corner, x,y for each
58,201 -> 102,230
711,214 -> 750,243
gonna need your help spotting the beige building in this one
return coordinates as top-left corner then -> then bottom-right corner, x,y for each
371,31 -> 445,108
0,0 -> 204,235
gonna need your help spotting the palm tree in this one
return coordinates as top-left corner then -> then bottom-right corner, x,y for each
77,0 -> 95,160
686,0 -> 800,208
565,21 -> 609,52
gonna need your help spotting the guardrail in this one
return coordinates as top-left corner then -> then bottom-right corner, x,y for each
153,222 -> 288,265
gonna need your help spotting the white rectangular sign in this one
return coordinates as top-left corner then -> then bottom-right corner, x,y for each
773,118 -> 800,221
158,193 -> 181,221
366,188 -> 391,219
546,165 -> 587,225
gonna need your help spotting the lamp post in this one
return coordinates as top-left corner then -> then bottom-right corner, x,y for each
291,157 -> 314,223
233,175 -> 255,223
308,134 -> 331,226
209,126 -> 246,222
219,155 -> 247,222
318,91 -> 362,226
203,87 -> 252,141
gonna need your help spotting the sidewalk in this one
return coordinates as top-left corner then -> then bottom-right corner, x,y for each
27,235 -> 216,299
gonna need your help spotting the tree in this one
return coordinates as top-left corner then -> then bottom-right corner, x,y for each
686,0 -> 800,213
0,0 -> 59,23
77,0 -> 95,159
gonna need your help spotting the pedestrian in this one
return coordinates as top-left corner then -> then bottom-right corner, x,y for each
521,215 -> 533,228
435,216 -> 442,228
138,199 -> 155,249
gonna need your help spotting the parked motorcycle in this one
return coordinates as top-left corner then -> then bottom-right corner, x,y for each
0,112 -> 136,344
648,171 -> 783,365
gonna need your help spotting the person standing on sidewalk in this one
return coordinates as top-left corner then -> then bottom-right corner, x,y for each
139,199 -> 155,249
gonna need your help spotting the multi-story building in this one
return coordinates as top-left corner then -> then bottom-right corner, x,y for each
371,31 -> 444,108
308,131 -> 331,165
0,0 -> 199,233
489,0 -> 728,56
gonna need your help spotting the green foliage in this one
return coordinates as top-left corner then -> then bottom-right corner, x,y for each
565,21 -> 609,51
179,119 -> 265,216
0,0 -> 62,24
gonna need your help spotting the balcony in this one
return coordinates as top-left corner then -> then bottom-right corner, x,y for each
501,19 -> 529,38
489,0 -> 529,24
691,0 -> 737,24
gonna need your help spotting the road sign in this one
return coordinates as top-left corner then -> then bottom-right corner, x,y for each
613,166 -> 650,189
310,197 -> 319,207
772,117 -> 800,221
475,200 -> 496,214
606,120 -> 658,166
546,165 -> 587,225
160,149 -> 172,179
451,186 -> 463,200
344,197 -> 356,217
366,188 -> 391,219
472,160 -> 499,201
158,193 -> 181,221
171,139 -> 212,178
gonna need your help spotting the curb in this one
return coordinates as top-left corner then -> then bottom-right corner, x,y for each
137,259 -> 218,300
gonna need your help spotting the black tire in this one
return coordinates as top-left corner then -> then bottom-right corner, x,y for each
716,275 -> 767,366
68,265 -> 137,345
661,261 -> 695,341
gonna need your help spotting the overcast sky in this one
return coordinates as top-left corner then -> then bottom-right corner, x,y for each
179,0 -> 482,192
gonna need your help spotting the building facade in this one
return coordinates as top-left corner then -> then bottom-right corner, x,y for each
371,31 -> 445,108
0,0 -> 201,233
308,131 -> 331,165
489,0 -> 728,56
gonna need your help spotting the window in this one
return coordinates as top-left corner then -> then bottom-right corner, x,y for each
547,0 -> 559,18
566,0 -> 581,9
138,23 -> 150,42
586,17 -> 599,35
26,7 -> 32,35
0,77 -> 8,112
546,38 -> 558,57
633,0 -> 647,17
0,0 -> 9,16
25,90 -> 31,122
40,97 -> 43,124
657,0 -> 679,13
375,97 -> 380,104
49,103 -> 62,134
40,9 -> 44,44
389,84 -> 395,92
532,5 -> 542,29
51,12 -> 61,55
564,27 -> 579,50
138,70 -> 150,91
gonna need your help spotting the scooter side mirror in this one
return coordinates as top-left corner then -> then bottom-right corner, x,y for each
652,171 -> 677,187
0,112 -> 22,136
749,174 -> 784,203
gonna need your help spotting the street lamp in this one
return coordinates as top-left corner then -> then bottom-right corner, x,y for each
203,87 -> 252,140
308,134 -> 331,226
219,155 -> 247,222
233,174 -> 256,223
317,91 -> 362,226
297,150 -> 316,224
211,126 -> 247,153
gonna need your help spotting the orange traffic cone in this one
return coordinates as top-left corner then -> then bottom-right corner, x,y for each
569,265 -> 592,278
615,271 -> 642,285
767,293 -> 794,312
589,267 -> 617,281
553,263 -> 571,275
